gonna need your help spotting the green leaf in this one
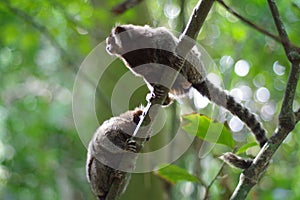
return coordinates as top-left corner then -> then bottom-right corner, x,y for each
236,142 -> 258,154
154,164 -> 200,184
182,114 -> 234,148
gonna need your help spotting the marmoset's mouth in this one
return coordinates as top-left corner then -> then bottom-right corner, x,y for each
105,36 -> 117,54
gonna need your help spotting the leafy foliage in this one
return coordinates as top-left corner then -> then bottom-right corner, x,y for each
0,0 -> 299,199
182,114 -> 234,148
155,164 -> 200,184
236,142 -> 258,155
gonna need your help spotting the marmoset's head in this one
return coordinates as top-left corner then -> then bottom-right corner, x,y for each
105,24 -> 194,95
106,24 -> 177,56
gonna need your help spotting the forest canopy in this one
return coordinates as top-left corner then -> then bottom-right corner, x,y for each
0,0 -> 300,199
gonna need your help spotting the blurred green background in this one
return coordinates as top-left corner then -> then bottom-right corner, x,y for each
0,0 -> 300,199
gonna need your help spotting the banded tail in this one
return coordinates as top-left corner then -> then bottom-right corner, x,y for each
192,79 -> 268,148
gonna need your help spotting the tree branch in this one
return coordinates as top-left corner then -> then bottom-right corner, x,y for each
216,0 -> 299,49
230,1 -> 300,199
216,0 -> 279,43
267,0 -> 293,57
111,1 -> 216,197
132,0 -> 215,139
267,0 -> 300,127
178,0 -> 214,51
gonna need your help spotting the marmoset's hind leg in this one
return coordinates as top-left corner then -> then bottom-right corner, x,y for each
105,171 -> 128,200
148,84 -> 172,106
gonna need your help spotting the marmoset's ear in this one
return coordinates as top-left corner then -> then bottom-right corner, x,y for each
114,26 -> 127,34
133,109 -> 143,125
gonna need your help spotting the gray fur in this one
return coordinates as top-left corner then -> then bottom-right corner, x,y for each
106,24 -> 268,149
86,109 -> 145,200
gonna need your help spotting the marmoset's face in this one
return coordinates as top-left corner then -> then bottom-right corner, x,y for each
106,25 -> 133,55
106,27 -> 123,55
106,25 -> 154,56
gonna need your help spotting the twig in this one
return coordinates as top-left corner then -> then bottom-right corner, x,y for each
230,1 -> 300,199
216,0 -> 298,49
204,162 -> 226,200
179,0 -> 214,50
111,0 -> 143,15
268,0 -> 300,126
267,0 -> 293,56
276,60 -> 300,130
204,148 -> 239,199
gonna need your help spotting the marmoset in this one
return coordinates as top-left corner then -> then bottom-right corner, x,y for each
106,24 -> 268,151
86,108 -> 146,200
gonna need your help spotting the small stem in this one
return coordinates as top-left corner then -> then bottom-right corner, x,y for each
267,0 -> 293,58
267,0 -> 300,128
216,0 -> 278,43
204,162 -> 226,199
231,1 -> 300,199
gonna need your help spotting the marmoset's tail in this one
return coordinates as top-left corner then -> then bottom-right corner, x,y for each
192,79 -> 268,148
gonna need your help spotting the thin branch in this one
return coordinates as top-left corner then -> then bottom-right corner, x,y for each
113,1 -> 216,197
132,0 -> 215,139
216,0 -> 298,49
231,1 -> 300,199
230,128 -> 285,199
267,0 -> 293,57
204,162 -> 226,200
178,0 -> 214,51
206,148 -> 239,199
194,142 -> 207,186
268,0 -> 300,124
276,60 -> 300,128
111,0 -> 143,15
216,0 -> 279,42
